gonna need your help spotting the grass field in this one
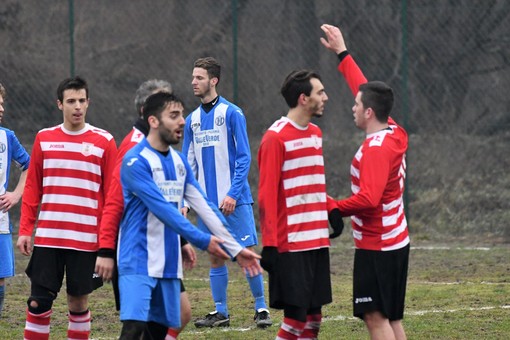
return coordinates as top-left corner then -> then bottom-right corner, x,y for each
1,238 -> 509,339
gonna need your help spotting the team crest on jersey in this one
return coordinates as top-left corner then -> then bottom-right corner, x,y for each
0,142 -> 6,153
191,122 -> 201,131
81,142 -> 94,156
310,135 -> 321,149
215,115 -> 225,126
177,164 -> 185,177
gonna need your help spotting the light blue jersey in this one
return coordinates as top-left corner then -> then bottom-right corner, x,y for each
0,127 -> 30,278
182,96 -> 253,206
118,139 -> 243,279
0,127 -> 30,233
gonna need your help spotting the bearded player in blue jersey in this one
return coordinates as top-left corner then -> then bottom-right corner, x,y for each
183,57 -> 272,328
117,92 -> 262,339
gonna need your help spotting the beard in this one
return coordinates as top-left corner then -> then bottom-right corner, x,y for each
159,128 -> 180,146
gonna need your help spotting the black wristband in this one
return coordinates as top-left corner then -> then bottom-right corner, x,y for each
181,238 -> 188,247
337,50 -> 350,63
97,248 -> 115,259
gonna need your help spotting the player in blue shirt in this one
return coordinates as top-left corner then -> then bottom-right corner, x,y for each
183,57 -> 271,328
0,82 -> 30,317
118,92 -> 262,339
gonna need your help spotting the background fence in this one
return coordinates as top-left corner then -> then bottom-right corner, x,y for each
1,0 -> 509,242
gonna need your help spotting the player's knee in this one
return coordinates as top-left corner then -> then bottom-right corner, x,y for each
180,302 -> 192,327
27,295 -> 54,314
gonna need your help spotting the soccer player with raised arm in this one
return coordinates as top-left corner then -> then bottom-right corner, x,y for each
321,24 -> 410,340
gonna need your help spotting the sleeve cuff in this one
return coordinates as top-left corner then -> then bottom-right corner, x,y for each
337,50 -> 350,63
97,248 -> 115,258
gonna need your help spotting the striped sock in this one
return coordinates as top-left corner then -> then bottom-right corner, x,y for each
67,309 -> 91,340
300,313 -> 322,339
165,327 -> 179,339
276,317 -> 305,340
24,308 -> 52,340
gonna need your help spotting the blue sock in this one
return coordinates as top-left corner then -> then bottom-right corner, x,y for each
210,265 -> 228,317
246,273 -> 267,311
0,284 -> 5,317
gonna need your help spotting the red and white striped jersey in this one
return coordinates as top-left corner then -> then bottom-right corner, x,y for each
329,53 -> 409,251
20,124 -> 117,252
258,117 -> 330,253
98,126 -> 144,250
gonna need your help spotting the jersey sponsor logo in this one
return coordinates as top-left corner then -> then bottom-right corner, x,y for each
81,142 -> 94,156
126,158 -> 138,166
0,142 -> 5,153
158,180 -> 183,203
215,115 -> 225,126
191,122 -> 201,131
354,296 -> 373,304
194,129 -> 220,147
49,144 -> 65,149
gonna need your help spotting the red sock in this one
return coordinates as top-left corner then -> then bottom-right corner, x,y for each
67,309 -> 91,339
276,317 -> 305,340
165,327 -> 180,339
24,308 -> 52,340
300,313 -> 322,339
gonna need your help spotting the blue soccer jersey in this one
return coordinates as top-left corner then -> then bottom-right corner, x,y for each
0,127 -> 30,234
118,139 -> 243,279
182,96 -> 253,206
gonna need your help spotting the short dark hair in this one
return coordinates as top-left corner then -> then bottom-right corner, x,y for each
358,81 -> 394,123
57,76 -> 88,102
0,83 -> 6,98
194,57 -> 221,84
143,92 -> 183,126
280,69 -> 321,108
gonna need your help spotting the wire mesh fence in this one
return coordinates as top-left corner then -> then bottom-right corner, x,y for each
1,0 -> 509,241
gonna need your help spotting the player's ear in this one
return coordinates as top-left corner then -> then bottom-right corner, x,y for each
148,115 -> 159,128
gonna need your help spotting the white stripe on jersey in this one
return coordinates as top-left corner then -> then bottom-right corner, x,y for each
286,192 -> 326,208
284,136 -> 322,152
382,204 -> 405,227
38,211 -> 97,226
350,164 -> 360,179
287,228 -> 329,243
42,194 -> 98,209
283,174 -> 325,190
0,130 -> 9,232
40,141 -> 105,157
287,210 -> 328,225
140,147 -> 184,278
282,155 -> 324,171
382,217 -> 408,240
212,103 -> 231,203
351,183 -> 360,194
382,235 -> 410,251
35,227 -> 97,243
353,229 -> 362,240
43,176 -> 100,192
44,159 -> 101,176
0,130 -> 8,195
383,196 -> 402,211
